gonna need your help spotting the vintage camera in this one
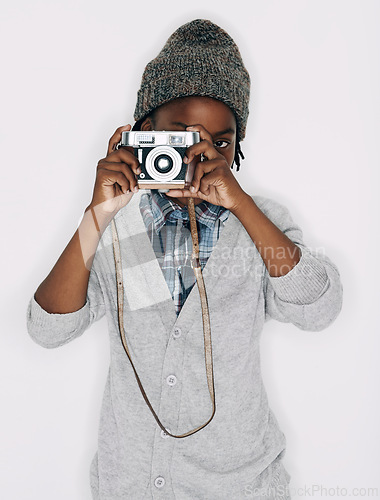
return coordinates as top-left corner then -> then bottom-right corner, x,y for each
120,130 -> 200,189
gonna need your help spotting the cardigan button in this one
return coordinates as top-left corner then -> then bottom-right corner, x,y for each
161,428 -> 171,439
166,374 -> 177,386
154,476 -> 165,488
173,327 -> 182,338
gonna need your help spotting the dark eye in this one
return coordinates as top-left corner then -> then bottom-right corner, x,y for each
214,140 -> 230,149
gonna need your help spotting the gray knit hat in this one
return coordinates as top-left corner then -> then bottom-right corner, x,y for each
134,19 -> 250,141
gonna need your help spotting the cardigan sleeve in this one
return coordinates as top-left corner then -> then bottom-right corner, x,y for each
26,266 -> 106,348
255,196 -> 343,332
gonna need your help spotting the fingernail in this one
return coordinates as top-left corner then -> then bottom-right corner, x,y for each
133,186 -> 139,193
136,168 -> 141,174
183,156 -> 189,164
186,126 -> 195,130
190,185 -> 196,193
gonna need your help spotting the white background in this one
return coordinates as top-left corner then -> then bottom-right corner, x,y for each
1,0 -> 379,499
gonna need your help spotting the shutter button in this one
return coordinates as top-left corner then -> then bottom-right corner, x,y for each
166,374 -> 177,386
154,476 -> 165,488
173,327 -> 182,338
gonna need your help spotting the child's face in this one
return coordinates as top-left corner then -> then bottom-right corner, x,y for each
142,96 -> 237,168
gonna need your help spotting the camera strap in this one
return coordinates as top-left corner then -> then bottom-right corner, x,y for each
111,197 -> 216,438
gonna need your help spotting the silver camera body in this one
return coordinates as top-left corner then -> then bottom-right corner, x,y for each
120,130 -> 200,189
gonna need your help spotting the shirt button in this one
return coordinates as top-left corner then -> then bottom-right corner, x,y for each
154,476 -> 165,489
161,428 -> 171,439
173,327 -> 182,338
166,374 -> 177,386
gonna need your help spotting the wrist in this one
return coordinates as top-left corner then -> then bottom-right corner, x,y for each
85,203 -> 115,232
229,192 -> 256,218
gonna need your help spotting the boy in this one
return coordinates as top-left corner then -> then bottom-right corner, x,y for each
27,19 -> 343,499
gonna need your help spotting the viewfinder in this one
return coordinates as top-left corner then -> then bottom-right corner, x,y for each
169,135 -> 185,146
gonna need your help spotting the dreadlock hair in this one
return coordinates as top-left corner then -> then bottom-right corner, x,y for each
233,142 -> 244,172
132,113 -> 245,171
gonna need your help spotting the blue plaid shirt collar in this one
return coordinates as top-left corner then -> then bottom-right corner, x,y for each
148,190 -> 229,233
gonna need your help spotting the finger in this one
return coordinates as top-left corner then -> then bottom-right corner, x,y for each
107,124 -> 132,155
185,124 -> 214,161
101,148 -> 141,176
97,168 -> 135,194
186,124 -> 213,143
165,189 -> 208,200
97,161 -> 140,192
198,169 -> 226,195
190,159 -> 222,193
184,139 -> 221,164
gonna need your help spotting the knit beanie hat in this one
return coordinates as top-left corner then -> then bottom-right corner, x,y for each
134,19 -> 250,141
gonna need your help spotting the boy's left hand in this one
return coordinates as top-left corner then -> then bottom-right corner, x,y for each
165,125 -> 248,211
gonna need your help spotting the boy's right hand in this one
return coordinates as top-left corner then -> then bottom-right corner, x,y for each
87,125 -> 141,219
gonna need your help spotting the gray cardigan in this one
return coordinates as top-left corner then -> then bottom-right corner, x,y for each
27,192 -> 343,499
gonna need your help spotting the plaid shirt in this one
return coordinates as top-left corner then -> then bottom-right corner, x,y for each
139,190 -> 230,316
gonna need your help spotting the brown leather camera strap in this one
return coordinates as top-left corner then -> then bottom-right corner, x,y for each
110,197 -> 215,438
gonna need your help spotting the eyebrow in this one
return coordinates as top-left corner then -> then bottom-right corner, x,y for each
171,122 -> 235,136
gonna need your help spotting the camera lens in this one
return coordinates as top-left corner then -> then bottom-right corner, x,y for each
154,154 -> 173,174
145,146 -> 182,182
